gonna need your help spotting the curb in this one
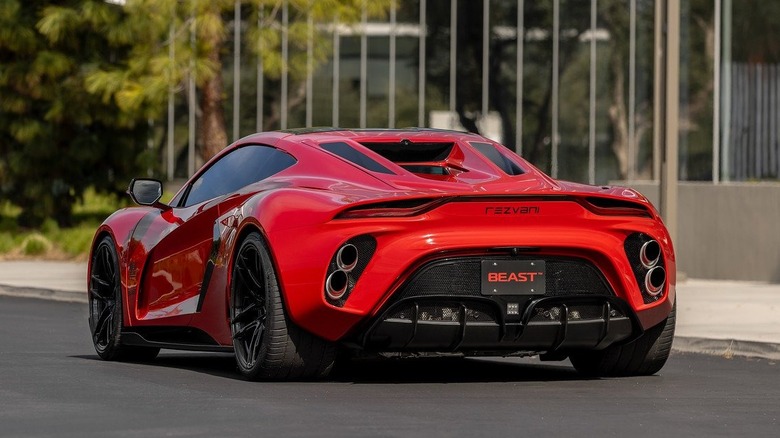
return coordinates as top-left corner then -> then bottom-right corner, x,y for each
2,285 -> 779,362
673,336 -> 780,361
0,284 -> 87,303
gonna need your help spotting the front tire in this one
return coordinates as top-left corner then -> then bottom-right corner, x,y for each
230,232 -> 335,380
88,235 -> 159,361
570,302 -> 676,377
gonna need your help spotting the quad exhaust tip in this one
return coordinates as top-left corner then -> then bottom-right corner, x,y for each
336,244 -> 358,272
645,266 -> 666,297
640,240 -> 661,268
325,270 -> 349,300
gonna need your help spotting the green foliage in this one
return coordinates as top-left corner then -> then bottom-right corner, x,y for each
0,0 -> 391,228
21,234 -> 52,256
0,188 -> 123,259
0,0 -> 150,227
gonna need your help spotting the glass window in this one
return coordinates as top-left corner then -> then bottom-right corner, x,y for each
183,145 -> 296,207
470,142 -> 525,176
320,141 -> 395,174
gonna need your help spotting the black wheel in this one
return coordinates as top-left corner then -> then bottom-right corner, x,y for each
570,302 -> 676,377
89,235 -> 159,361
230,232 -> 335,380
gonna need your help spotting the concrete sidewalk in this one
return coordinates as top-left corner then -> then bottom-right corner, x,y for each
1,260 -> 779,360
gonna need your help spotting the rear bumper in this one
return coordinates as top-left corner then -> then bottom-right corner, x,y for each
356,295 -> 639,354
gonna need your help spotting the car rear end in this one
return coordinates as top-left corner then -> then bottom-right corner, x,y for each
273,192 -> 674,358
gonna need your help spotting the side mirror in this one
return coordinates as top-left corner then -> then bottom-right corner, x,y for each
127,178 -> 166,208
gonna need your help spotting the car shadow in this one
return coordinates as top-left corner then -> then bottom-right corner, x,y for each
72,353 -> 591,383
71,353 -> 243,381
331,356 -> 587,383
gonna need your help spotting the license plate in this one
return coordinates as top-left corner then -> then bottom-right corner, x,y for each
480,260 -> 546,295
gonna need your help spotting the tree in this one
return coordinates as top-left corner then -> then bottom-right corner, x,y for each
55,0 -> 391,163
0,0 -> 149,227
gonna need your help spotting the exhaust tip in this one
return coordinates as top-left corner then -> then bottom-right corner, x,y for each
336,244 -> 358,272
645,266 -> 666,296
326,270 -> 349,300
640,240 -> 661,268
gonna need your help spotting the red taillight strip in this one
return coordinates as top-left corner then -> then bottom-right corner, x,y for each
335,195 -> 652,219
335,198 -> 450,219
577,197 -> 653,218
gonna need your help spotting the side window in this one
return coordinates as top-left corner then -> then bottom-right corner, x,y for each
183,145 -> 296,207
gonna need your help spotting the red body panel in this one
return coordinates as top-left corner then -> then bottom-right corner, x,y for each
92,129 -> 676,349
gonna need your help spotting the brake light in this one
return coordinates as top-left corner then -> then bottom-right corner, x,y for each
335,198 -> 448,219
579,197 -> 653,218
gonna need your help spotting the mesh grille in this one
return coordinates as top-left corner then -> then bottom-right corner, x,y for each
388,301 -> 497,323
392,257 -> 612,303
528,303 -> 623,322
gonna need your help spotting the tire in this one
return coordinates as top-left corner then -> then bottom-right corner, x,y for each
230,232 -> 336,380
570,301 -> 676,377
88,235 -> 160,361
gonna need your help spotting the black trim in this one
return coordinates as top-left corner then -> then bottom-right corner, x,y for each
122,327 -> 233,353
131,210 -> 158,241
197,262 -> 215,312
196,222 -> 222,312
280,127 -> 471,136
358,295 -> 640,354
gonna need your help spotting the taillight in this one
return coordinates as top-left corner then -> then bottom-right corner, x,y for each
579,197 -> 652,218
335,198 -> 448,219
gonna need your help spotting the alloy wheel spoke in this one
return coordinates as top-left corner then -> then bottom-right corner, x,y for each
91,273 -> 110,289
90,274 -> 113,300
100,247 -> 111,277
248,322 -> 265,361
239,251 -> 264,292
93,305 -> 113,344
231,303 -> 258,324
89,288 -> 108,302
233,320 -> 259,341
104,247 -> 116,279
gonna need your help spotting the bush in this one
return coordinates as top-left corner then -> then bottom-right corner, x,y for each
40,218 -> 60,234
21,234 -> 52,256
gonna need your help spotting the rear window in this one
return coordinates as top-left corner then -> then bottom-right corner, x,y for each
470,142 -> 525,175
321,141 -> 394,174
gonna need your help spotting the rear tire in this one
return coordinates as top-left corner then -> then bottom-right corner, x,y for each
88,235 -> 160,362
570,302 -> 676,377
230,232 -> 335,380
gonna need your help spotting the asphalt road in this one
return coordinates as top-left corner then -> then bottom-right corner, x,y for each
1,296 -> 778,437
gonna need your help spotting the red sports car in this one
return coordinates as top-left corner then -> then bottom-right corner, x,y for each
88,128 -> 676,380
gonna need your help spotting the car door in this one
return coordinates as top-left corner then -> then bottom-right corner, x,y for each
132,145 -> 297,323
